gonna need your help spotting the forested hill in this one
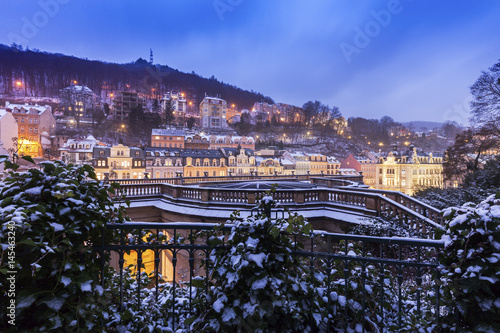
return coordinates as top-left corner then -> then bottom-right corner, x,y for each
0,44 -> 274,108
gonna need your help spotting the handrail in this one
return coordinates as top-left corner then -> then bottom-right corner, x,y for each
115,182 -> 443,237
338,187 -> 442,214
109,173 -> 364,185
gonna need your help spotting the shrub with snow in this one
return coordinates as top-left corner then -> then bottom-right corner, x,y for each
0,157 -> 127,332
438,191 -> 500,332
189,196 -> 326,332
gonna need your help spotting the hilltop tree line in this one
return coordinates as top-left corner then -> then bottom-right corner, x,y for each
0,44 -> 273,109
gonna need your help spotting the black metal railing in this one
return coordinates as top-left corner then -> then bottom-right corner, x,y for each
95,222 -> 444,332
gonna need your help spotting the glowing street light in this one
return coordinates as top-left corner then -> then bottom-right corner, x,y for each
73,80 -> 78,85
15,81 -> 22,87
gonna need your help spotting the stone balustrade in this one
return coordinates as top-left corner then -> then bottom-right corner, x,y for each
117,181 -> 443,237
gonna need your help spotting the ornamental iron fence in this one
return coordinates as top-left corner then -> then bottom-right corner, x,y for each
95,221 -> 444,332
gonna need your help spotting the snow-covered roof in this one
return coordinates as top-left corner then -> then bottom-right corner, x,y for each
201,96 -> 227,103
281,157 -> 295,166
326,156 -> 340,164
63,85 -> 93,93
41,136 -> 51,146
152,128 -> 186,136
338,168 -> 360,175
3,102 -> 51,115
59,136 -> 99,152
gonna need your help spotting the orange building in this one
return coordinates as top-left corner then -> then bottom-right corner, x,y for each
151,128 -> 185,148
2,102 -> 56,158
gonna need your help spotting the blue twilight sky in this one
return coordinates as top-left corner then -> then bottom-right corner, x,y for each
1,0 -> 499,124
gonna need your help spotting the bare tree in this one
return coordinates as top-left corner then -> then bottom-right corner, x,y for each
470,59 -> 500,133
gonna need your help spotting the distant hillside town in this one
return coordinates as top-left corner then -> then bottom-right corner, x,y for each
0,77 -> 479,195
1,45 -> 496,194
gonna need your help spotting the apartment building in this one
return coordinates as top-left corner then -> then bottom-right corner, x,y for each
200,96 -> 228,129
59,135 -> 101,164
162,92 -> 187,125
0,109 -> 18,155
112,91 -> 146,120
93,144 -> 145,180
341,153 -> 377,187
282,151 -> 310,175
207,135 -> 255,150
326,156 -> 341,175
60,84 -> 97,121
224,148 -> 257,176
306,153 -> 328,175
373,148 -> 443,195
151,128 -> 186,148
182,149 -> 227,177
1,102 -> 56,158
145,148 -> 184,179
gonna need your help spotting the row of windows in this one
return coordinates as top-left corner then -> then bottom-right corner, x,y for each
70,144 -> 90,149
153,143 -> 182,148
20,126 -> 38,134
19,117 -> 39,124
154,159 -> 182,166
379,168 -> 441,175
186,170 -> 226,177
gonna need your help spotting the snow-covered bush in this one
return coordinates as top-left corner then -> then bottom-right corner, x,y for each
189,196 -> 326,332
438,191 -> 500,332
325,241 -> 439,332
349,214 -> 427,239
0,157 -> 127,332
105,268 -> 193,332
414,186 -> 492,210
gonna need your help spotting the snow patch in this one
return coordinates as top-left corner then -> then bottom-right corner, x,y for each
248,253 -> 267,268
252,277 -> 267,290
49,222 -> 64,232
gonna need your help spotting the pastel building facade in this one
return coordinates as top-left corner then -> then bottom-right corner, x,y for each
200,96 -> 227,129
1,102 -> 56,158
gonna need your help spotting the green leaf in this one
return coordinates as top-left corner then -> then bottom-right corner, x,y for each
21,155 -> 35,164
1,196 -> 13,207
19,239 -> 37,246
